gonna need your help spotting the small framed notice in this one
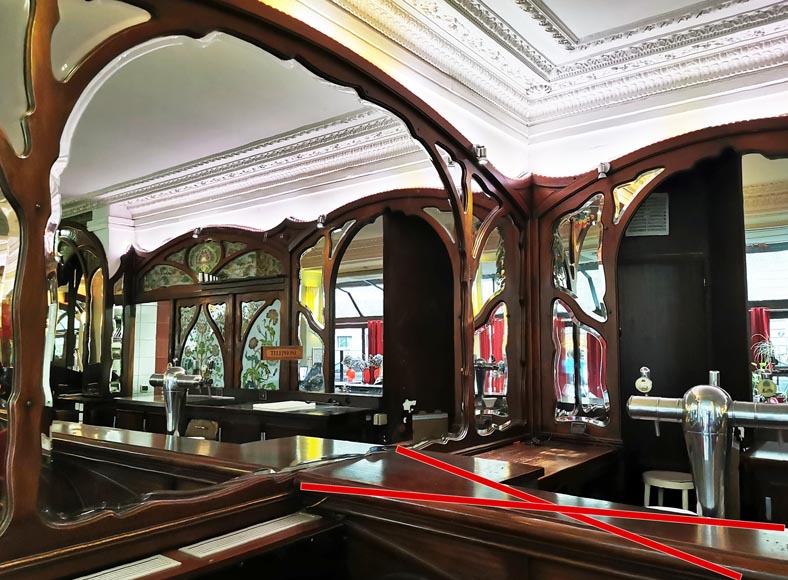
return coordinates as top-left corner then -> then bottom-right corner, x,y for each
262,346 -> 303,360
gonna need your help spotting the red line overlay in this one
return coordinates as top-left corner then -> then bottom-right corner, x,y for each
339,446 -> 743,580
299,482 -> 782,532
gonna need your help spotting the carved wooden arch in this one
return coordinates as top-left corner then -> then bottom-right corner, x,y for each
0,1 -> 523,577
536,117 -> 788,444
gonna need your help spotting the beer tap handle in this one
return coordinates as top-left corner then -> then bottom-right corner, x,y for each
634,366 -> 660,436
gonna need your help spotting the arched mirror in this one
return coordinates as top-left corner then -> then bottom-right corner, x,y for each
50,226 -> 111,398
474,302 -> 510,434
333,217 -> 384,395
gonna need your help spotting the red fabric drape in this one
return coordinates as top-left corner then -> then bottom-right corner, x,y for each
586,332 -> 605,399
478,318 -> 506,394
367,320 -> 383,356
750,308 -> 770,361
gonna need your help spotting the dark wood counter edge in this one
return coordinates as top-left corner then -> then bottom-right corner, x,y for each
113,397 -> 372,418
297,462 -> 788,579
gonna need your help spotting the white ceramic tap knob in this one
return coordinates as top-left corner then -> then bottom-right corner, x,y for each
635,366 -> 653,394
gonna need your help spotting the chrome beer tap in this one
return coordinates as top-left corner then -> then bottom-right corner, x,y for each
149,364 -> 204,436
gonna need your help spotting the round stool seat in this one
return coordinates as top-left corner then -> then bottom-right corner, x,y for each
646,505 -> 697,516
642,470 -> 695,513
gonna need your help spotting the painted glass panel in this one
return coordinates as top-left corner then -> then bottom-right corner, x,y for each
143,264 -> 193,291
298,314 -> 324,393
240,300 -> 281,390
181,310 -> 224,387
241,300 -> 265,337
613,168 -> 664,224
51,0 -> 150,81
0,0 -> 31,153
188,241 -> 222,274
216,250 -> 282,280
299,238 -> 325,328
223,241 -> 247,257
207,303 -> 226,339
179,305 -> 196,344
166,248 -> 186,264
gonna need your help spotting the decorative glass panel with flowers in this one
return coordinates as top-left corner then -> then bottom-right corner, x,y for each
240,300 -> 281,390
181,309 -> 224,387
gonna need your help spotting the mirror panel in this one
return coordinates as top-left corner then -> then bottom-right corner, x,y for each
423,207 -> 456,243
0,184 -> 20,511
0,0 -> 31,153
334,218 -> 384,391
612,168 -> 665,224
553,299 -> 609,426
553,194 -> 607,321
330,220 -> 355,259
110,305 -> 122,392
474,302 -> 509,434
299,237 -> 326,328
298,313 -> 325,392
88,269 -> 105,364
240,300 -> 281,390
51,0 -> 150,81
742,154 -> 788,398
131,302 -> 171,393
472,226 -> 505,317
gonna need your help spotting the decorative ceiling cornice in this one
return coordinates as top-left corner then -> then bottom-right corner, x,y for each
531,35 -> 788,122
515,0 -> 757,52
62,107 -> 425,217
326,0 -> 788,125
331,0 -> 532,120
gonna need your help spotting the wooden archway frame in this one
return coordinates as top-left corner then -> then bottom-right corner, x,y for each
0,1 -> 522,576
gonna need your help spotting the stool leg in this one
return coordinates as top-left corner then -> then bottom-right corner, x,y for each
644,484 -> 650,507
657,488 -> 664,506
682,490 -> 689,511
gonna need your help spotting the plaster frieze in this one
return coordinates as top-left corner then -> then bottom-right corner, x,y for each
530,35 -> 788,122
62,108 -> 424,217
515,0 -> 758,52
331,0 -> 531,119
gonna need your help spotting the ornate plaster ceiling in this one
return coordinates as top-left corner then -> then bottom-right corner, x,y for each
47,0 -> 788,245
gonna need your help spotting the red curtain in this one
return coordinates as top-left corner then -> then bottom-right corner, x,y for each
586,332 -> 605,399
750,308 -> 770,361
367,320 -> 383,356
478,319 -> 506,394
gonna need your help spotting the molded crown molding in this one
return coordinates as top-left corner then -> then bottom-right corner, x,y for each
62,107 -> 424,218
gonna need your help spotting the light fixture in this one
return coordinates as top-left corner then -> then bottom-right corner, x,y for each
473,144 -> 488,165
598,162 -> 611,179
192,227 -> 202,239
316,214 -> 326,229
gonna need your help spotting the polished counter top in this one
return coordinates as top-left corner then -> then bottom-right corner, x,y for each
49,422 -> 542,485
113,393 -> 371,417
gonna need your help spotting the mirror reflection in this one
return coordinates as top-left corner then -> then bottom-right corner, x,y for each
743,154 -> 788,401
132,302 -> 171,393
553,299 -> 608,426
472,226 -> 505,316
474,302 -> 509,434
553,194 -> 607,321
299,237 -> 326,328
298,313 -> 325,393
613,168 -> 664,224
0,185 -> 20,511
334,217 -> 383,395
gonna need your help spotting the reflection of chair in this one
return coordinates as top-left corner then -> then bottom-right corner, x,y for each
643,470 -> 696,512
185,419 -> 220,441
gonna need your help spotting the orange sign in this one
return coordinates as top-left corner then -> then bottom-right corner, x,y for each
262,346 -> 303,360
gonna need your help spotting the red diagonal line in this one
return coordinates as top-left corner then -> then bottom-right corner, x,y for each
396,446 -> 741,580
299,482 -> 783,532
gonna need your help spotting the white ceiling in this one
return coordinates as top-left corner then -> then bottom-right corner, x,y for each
16,0 -> 784,252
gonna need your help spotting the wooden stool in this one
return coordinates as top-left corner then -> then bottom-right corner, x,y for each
643,470 -> 694,512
